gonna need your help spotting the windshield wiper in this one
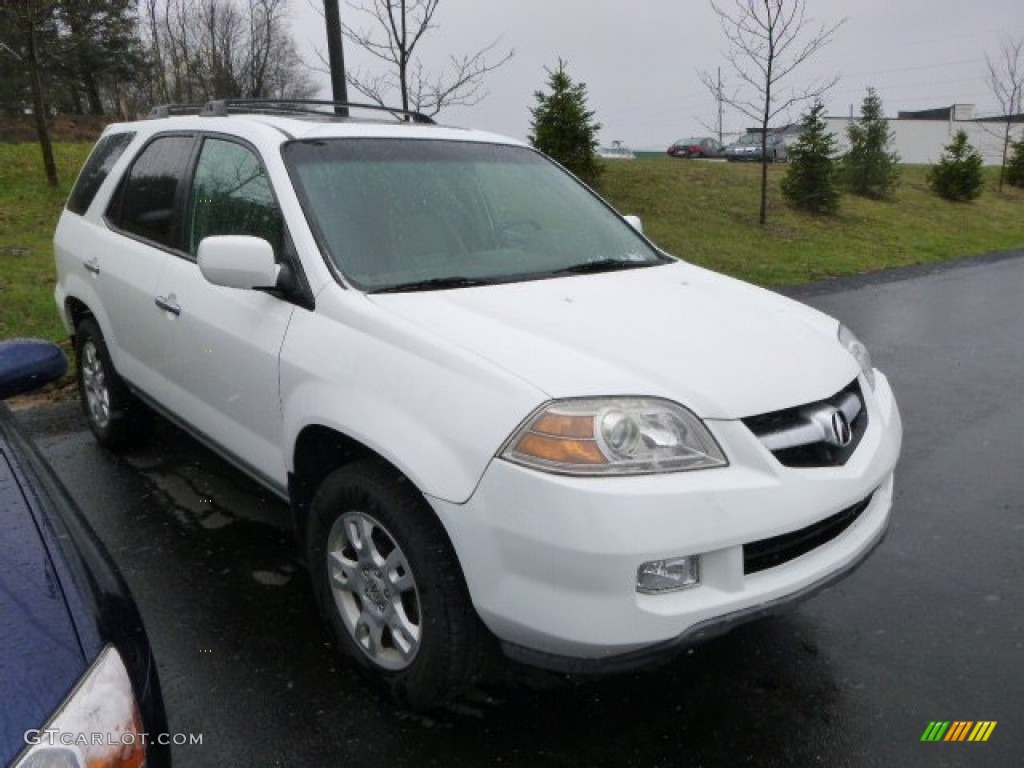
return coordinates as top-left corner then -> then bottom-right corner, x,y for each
547,258 -> 656,276
370,276 -> 496,294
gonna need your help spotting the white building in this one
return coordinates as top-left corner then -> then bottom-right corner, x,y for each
822,104 -> 1023,165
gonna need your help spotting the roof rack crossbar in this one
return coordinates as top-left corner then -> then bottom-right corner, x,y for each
198,98 -> 435,124
146,103 -> 206,119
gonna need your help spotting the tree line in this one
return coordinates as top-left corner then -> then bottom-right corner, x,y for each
0,0 -> 315,121
783,88 -> 1024,213
0,0 -> 517,186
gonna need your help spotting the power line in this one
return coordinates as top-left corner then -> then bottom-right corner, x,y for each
840,57 -> 986,79
814,22 -> 1024,62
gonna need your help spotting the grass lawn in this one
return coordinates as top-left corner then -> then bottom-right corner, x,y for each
597,158 -> 1024,286
0,143 -> 91,341
1,142 -> 1022,345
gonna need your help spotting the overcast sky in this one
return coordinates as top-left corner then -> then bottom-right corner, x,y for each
287,0 -> 1024,149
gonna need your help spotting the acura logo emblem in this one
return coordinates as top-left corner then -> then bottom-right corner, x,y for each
829,410 -> 853,447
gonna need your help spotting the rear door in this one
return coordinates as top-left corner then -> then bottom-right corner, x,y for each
149,135 -> 296,492
89,133 -> 196,395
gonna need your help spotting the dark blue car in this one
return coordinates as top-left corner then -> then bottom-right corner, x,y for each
1,339 -> 169,768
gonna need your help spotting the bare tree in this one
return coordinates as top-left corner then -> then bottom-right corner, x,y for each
700,0 -> 844,225
1,1 -> 59,186
317,0 -> 512,117
140,0 -> 316,107
984,36 -> 1024,192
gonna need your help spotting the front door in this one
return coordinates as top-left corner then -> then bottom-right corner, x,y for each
151,136 -> 295,492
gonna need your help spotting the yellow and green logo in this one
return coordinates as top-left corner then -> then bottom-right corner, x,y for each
921,721 -> 997,742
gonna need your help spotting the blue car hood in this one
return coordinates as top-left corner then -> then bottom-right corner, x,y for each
0,444 -> 87,766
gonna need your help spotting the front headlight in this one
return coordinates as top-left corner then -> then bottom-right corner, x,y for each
501,397 -> 728,476
14,646 -> 145,768
838,324 -> 876,390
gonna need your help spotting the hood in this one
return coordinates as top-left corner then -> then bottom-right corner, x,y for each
0,429 -> 87,766
369,261 -> 858,419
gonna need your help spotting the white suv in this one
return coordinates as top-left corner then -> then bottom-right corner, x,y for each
54,100 -> 902,707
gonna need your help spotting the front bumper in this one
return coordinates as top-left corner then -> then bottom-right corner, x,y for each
428,372 -> 902,667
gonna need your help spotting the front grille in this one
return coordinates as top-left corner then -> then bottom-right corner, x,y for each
743,492 -> 874,574
743,379 -> 868,467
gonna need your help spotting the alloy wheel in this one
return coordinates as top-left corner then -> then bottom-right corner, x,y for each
81,340 -> 111,429
326,511 -> 422,670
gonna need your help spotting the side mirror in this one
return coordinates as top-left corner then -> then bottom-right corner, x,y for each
0,339 -> 67,400
197,235 -> 279,290
624,215 -> 643,234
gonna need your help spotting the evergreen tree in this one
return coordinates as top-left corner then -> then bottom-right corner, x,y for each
928,131 -> 985,201
781,101 -> 840,214
0,0 -> 147,117
529,60 -> 602,185
841,87 -> 900,198
1005,136 -> 1024,188
59,0 -> 149,115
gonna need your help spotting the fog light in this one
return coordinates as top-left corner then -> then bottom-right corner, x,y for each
636,556 -> 700,594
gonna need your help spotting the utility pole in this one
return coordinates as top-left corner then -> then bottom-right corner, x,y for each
716,67 -> 723,144
323,0 -> 348,116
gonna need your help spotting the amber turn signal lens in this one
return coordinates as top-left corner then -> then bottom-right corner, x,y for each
530,412 -> 595,438
514,433 -> 607,464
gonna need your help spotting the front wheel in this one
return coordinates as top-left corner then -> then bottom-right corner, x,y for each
307,461 -> 491,709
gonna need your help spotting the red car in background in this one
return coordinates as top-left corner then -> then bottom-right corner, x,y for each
667,137 -> 724,158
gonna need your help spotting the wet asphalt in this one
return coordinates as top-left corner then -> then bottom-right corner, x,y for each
16,250 -> 1024,767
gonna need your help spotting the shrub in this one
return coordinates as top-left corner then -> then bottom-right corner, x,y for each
1005,136 -> 1024,188
841,88 -> 900,198
781,101 -> 840,214
928,130 -> 984,201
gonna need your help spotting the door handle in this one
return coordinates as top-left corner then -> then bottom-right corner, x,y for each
154,295 -> 181,316
83,258 -> 100,275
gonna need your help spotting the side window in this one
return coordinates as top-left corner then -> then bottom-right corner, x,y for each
188,138 -> 283,258
67,132 -> 135,215
108,135 -> 194,249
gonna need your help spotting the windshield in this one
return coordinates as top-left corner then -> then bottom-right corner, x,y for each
735,134 -> 761,146
283,139 -> 668,292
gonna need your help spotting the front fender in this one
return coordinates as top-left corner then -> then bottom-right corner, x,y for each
280,292 -> 545,503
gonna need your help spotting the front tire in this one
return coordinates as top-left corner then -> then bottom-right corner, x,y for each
74,318 -> 151,447
307,461 -> 491,709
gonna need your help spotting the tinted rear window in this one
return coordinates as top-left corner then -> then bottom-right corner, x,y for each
108,135 -> 194,249
66,132 -> 135,215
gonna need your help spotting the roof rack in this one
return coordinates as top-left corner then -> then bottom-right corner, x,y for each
146,99 -> 435,124
146,103 -> 206,119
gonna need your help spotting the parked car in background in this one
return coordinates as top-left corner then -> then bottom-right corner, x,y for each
1,339 -> 169,767
723,132 -> 788,162
667,137 -> 723,158
598,140 -> 635,160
